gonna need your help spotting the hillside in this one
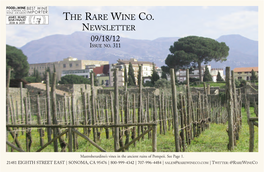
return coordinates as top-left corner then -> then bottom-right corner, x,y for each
20,32 -> 258,69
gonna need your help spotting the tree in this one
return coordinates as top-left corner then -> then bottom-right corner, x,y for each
161,65 -> 170,74
124,65 -> 127,83
143,81 -> 154,87
189,65 -> 196,74
137,65 -> 142,86
165,50 -> 195,71
6,44 -> 29,79
24,68 -> 42,83
151,64 -> 160,85
161,65 -> 177,82
161,65 -> 170,80
124,65 -> 128,86
154,79 -> 171,89
59,75 -> 91,84
203,65 -> 212,82
189,77 -> 200,82
251,69 -> 258,82
239,79 -> 247,87
33,68 -> 41,82
161,72 -> 167,80
24,76 -> 40,83
167,36 -> 229,81
235,79 -> 241,88
216,71 -> 224,82
128,62 -> 136,86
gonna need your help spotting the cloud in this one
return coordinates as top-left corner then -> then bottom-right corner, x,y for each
6,25 -> 47,47
244,6 -> 258,11
205,10 -> 258,32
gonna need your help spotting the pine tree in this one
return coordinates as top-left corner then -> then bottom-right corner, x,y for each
165,36 -> 229,81
6,45 -> 29,79
35,69 -> 41,82
124,65 -> 128,87
203,65 -> 212,82
151,64 -> 160,85
59,74 -> 91,84
161,72 -> 167,80
33,68 -> 41,82
128,62 -> 136,86
24,68 -> 42,83
138,65 -> 142,86
216,71 -> 224,82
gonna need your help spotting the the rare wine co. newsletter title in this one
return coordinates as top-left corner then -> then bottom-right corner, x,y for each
62,11 -> 154,31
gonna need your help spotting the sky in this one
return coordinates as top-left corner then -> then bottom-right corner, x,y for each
6,6 -> 259,48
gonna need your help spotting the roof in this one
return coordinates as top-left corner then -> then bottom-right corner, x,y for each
93,65 -> 109,76
233,67 -> 258,72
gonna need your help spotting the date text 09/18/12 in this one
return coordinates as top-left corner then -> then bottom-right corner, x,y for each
91,35 -> 120,42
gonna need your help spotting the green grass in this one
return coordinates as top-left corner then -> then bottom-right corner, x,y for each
192,82 -> 226,88
185,107 -> 258,152
7,107 -> 258,152
185,123 -> 228,152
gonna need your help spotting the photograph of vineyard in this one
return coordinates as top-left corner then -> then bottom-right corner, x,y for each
6,65 -> 258,152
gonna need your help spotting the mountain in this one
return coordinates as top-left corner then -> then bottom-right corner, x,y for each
211,34 -> 258,70
217,34 -> 258,56
20,32 -> 258,69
